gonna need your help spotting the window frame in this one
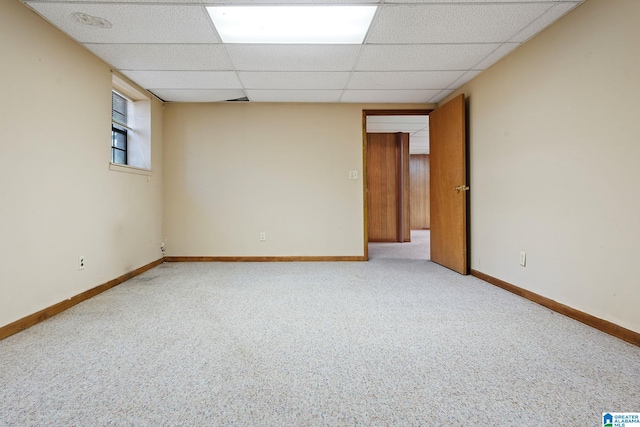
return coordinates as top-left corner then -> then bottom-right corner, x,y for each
111,90 -> 130,166
110,74 -> 152,173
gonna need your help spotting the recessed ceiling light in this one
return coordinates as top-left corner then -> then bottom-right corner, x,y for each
207,6 -> 377,44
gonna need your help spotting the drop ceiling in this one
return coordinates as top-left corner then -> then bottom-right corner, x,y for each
21,0 -> 583,104
367,115 -> 430,154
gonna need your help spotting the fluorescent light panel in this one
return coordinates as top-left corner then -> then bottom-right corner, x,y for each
207,6 -> 377,44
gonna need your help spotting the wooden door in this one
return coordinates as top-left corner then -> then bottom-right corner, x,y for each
410,154 -> 430,229
367,133 -> 410,242
429,94 -> 468,274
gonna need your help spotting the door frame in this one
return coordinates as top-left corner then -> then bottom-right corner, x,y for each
362,109 -> 432,260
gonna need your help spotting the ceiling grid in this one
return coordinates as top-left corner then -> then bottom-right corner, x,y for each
23,0 -> 583,104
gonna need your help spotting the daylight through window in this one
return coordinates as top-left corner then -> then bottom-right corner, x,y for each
111,91 -> 129,165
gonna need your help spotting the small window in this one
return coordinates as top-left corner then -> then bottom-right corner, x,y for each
110,74 -> 151,171
111,91 -> 129,165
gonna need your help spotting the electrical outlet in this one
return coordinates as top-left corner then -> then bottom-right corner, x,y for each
79,256 -> 85,270
519,251 -> 526,267
259,232 -> 266,241
349,170 -> 358,179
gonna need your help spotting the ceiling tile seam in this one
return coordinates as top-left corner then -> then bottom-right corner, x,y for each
445,8 -> 538,92
199,5 -> 250,101
362,0 -> 385,46
149,88 -> 244,90
81,43 -> 227,46
428,89 -> 455,103
339,45 -> 370,101
353,69 -> 482,73
339,0 -> 385,102
22,1 -> 566,3
448,68 -> 483,81
234,68 -> 477,72
505,1 -> 558,43
368,1 -> 564,6
118,65 -> 486,72
362,42 -> 520,46
119,69 -> 237,72
452,42 -> 512,87
442,71 -> 476,91
427,90 -> 447,103
236,89 -> 453,92
117,69 -> 481,73
514,1 -> 585,43
23,1 -> 206,3
82,42 -> 508,47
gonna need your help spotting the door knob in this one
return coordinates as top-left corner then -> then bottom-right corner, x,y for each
454,185 -> 469,192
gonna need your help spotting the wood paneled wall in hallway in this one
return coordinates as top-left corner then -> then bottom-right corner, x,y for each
410,154 -> 430,229
367,133 -> 397,242
367,133 -> 410,242
400,133 -> 411,242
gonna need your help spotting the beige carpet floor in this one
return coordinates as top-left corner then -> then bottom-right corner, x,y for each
368,229 -> 430,260
1,246 -> 639,426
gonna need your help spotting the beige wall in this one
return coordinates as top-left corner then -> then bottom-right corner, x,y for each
163,102 -> 431,257
0,0 -> 164,328
446,0 -> 640,332
7,0 -> 636,338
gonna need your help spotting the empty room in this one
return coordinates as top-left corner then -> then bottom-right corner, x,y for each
1,0 -> 639,425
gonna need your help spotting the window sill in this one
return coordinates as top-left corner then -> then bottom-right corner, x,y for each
109,162 -> 153,176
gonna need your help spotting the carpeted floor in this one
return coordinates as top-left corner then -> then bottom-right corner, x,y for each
368,229 -> 430,260
1,241 -> 638,426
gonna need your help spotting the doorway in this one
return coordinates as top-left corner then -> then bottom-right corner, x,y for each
364,110 -> 431,261
363,95 -> 469,274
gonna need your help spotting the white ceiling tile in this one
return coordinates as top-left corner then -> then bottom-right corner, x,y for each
367,4 -> 553,44
472,42 -> 520,70
151,89 -> 246,102
23,0 -> 582,104
28,0 -> 204,2
510,2 -> 582,43
447,70 -> 482,89
367,115 -> 428,125
428,89 -> 455,103
341,90 -> 439,103
412,131 -> 429,138
246,90 -> 342,102
348,71 -> 465,90
386,0 -> 557,3
367,123 -> 427,133
357,44 -> 499,71
25,3 -> 219,43
121,71 -> 242,89
227,45 -> 362,72
205,0 -> 377,3
366,115 -> 430,154
238,72 -> 350,90
84,44 -> 233,71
